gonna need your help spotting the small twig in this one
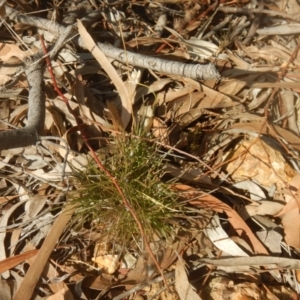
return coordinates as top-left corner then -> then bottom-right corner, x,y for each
242,0 -> 264,45
264,44 -> 300,117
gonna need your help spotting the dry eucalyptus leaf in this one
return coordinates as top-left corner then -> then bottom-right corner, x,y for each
278,173 -> 300,249
204,215 -> 249,256
233,180 -> 266,201
175,259 -> 202,300
78,20 -> 131,129
256,229 -> 282,254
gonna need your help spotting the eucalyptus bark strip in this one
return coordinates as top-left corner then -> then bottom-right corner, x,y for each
0,60 -> 45,150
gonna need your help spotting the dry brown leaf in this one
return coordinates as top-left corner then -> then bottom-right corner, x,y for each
239,43 -> 294,66
9,103 -> 28,124
253,81 -> 300,91
226,51 -> 250,70
46,104 -> 67,137
175,259 -> 202,300
167,91 -> 204,116
205,215 -> 250,256
243,201 -> 284,217
23,242 -> 71,296
277,173 -> 300,249
159,85 -> 195,104
184,78 -> 235,107
118,256 -> 148,285
0,74 -> 13,85
14,203 -> 77,300
0,276 -> 15,300
217,78 -> 246,96
54,95 -> 78,121
83,275 -> 113,291
0,250 -> 38,274
78,20 -> 132,129
74,76 -> 92,121
0,43 -> 34,62
230,121 -> 300,152
134,78 -> 173,105
0,0 -> 6,18
0,200 -> 28,279
177,185 -> 269,254
165,164 -> 212,186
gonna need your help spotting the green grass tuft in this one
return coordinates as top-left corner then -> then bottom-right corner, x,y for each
69,133 -> 185,251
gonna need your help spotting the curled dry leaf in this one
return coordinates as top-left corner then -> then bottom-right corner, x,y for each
177,184 -> 269,254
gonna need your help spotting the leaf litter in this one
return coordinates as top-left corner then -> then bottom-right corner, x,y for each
0,0 -> 300,299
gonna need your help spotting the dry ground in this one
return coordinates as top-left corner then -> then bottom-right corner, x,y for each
0,0 -> 300,299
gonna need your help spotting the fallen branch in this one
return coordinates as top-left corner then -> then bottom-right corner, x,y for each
6,5 -> 220,81
201,255 -> 300,270
0,59 -> 45,151
94,42 -> 220,80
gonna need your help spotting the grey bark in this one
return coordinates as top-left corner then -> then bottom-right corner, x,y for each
200,255 -> 300,270
94,42 -> 220,80
1,5 -> 220,151
0,60 -> 45,150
